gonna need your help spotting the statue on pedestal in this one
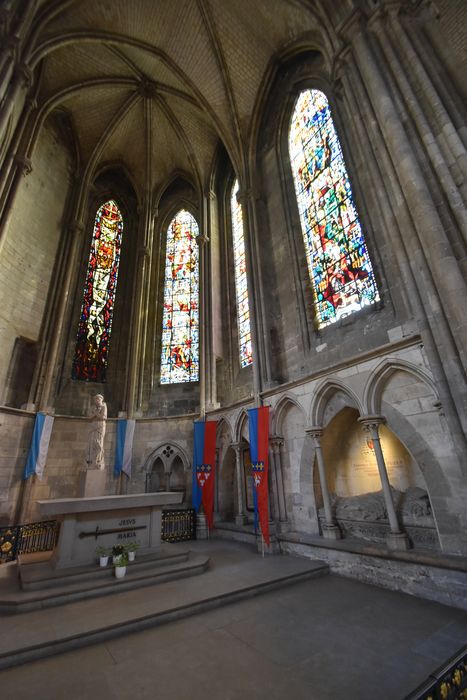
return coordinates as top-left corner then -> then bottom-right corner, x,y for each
86,394 -> 107,470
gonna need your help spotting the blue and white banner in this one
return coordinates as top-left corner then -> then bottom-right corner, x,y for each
114,419 -> 136,478
23,412 -> 54,480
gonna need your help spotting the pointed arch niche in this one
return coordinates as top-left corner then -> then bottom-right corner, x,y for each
72,199 -> 124,382
319,408 -> 439,549
288,89 -> 380,328
160,209 -> 199,384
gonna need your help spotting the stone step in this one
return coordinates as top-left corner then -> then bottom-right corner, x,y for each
0,551 -> 329,670
0,552 -> 209,613
19,546 -> 190,591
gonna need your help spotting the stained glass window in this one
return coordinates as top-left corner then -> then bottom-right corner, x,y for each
289,89 -> 379,328
231,180 -> 253,368
72,200 -> 123,382
160,210 -> 199,384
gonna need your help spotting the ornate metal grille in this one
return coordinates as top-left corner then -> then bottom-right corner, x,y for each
0,520 -> 59,563
161,508 -> 196,542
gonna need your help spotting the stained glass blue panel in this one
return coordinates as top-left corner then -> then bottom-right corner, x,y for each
72,200 -> 123,381
231,180 -> 253,368
289,90 -> 379,327
160,210 -> 199,383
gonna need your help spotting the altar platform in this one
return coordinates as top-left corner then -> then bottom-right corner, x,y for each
0,540 -> 328,670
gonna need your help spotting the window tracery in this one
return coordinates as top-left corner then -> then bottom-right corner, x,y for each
72,199 -> 123,381
231,180 -> 253,368
160,209 -> 199,384
289,89 -> 379,328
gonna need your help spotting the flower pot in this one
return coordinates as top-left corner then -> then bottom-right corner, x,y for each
114,565 -> 126,579
99,556 -> 109,567
128,551 -> 136,562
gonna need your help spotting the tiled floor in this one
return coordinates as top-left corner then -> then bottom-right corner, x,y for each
1,541 -> 466,699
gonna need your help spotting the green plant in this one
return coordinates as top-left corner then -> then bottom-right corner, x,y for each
96,545 -> 110,557
114,552 -> 129,567
125,541 -> 140,553
112,544 -> 125,557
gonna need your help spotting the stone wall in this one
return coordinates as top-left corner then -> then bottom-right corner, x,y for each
0,118 -> 72,405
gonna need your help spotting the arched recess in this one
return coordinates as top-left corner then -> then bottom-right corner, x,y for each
363,359 -> 439,416
310,378 -> 363,427
273,395 -> 307,530
142,441 -> 190,497
320,405 -> 441,550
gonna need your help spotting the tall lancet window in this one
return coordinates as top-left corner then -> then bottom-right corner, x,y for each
72,199 -> 123,381
160,209 -> 199,384
231,180 -> 253,368
289,89 -> 379,328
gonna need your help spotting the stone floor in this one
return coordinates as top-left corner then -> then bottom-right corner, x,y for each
1,540 -> 467,700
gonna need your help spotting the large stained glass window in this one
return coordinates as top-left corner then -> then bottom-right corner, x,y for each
72,200 -> 123,382
231,180 -> 253,368
289,89 -> 379,328
160,210 -> 199,383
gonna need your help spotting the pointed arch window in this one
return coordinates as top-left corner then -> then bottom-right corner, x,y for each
289,89 -> 379,328
72,199 -> 123,381
231,180 -> 253,368
160,209 -> 199,384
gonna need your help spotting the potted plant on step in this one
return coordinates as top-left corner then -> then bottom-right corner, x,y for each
96,545 -> 110,567
114,551 -> 129,579
125,541 -> 140,562
112,544 -> 125,564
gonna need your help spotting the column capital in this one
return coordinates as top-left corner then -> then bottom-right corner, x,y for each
231,441 -> 247,453
138,245 -> 150,259
69,220 -> 84,237
197,233 -> 209,246
15,62 -> 33,89
358,415 -> 386,432
236,187 -> 262,205
14,154 -> 32,175
269,435 -> 284,452
306,426 -> 324,440
204,189 -> 216,201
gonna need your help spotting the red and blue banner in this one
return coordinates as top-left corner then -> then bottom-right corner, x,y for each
192,420 -> 217,529
248,406 -> 270,545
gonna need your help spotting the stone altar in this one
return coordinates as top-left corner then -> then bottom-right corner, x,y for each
38,492 -> 183,568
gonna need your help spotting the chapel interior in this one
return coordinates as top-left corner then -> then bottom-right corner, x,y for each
0,0 -> 466,693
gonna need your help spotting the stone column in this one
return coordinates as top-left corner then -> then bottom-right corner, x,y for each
269,436 -> 287,524
306,428 -> 341,540
232,442 -> 247,525
38,220 -> 84,411
236,188 -> 266,399
342,14 -> 467,373
197,231 -> 209,418
0,62 -> 32,142
358,416 -> 410,550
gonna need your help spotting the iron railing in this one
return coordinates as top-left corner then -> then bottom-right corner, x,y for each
405,644 -> 467,700
0,520 -> 59,563
161,508 -> 196,542
0,508 -> 197,562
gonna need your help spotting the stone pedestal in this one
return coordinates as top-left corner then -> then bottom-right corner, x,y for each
196,512 -> 209,540
78,470 -> 107,498
322,524 -> 342,540
386,531 -> 411,551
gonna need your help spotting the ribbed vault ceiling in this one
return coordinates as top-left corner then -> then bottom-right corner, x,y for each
31,0 -> 328,198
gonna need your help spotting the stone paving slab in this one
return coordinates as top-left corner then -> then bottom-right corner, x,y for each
0,540 -> 328,669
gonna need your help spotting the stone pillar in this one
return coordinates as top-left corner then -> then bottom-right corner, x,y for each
0,62 -> 32,142
232,442 -> 247,525
306,428 -> 341,540
38,220 -> 84,411
269,436 -> 287,524
197,230 -> 209,418
358,416 -> 410,550
342,13 -> 467,374
237,187 -> 265,399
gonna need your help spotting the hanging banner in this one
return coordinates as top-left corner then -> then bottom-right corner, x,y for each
114,419 -> 136,477
23,412 -> 54,480
192,420 -> 217,529
248,406 -> 270,545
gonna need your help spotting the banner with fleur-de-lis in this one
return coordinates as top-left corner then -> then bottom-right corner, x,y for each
248,406 -> 270,545
192,420 -> 217,529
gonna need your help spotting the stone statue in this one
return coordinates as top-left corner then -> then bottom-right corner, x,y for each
87,394 -> 107,470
